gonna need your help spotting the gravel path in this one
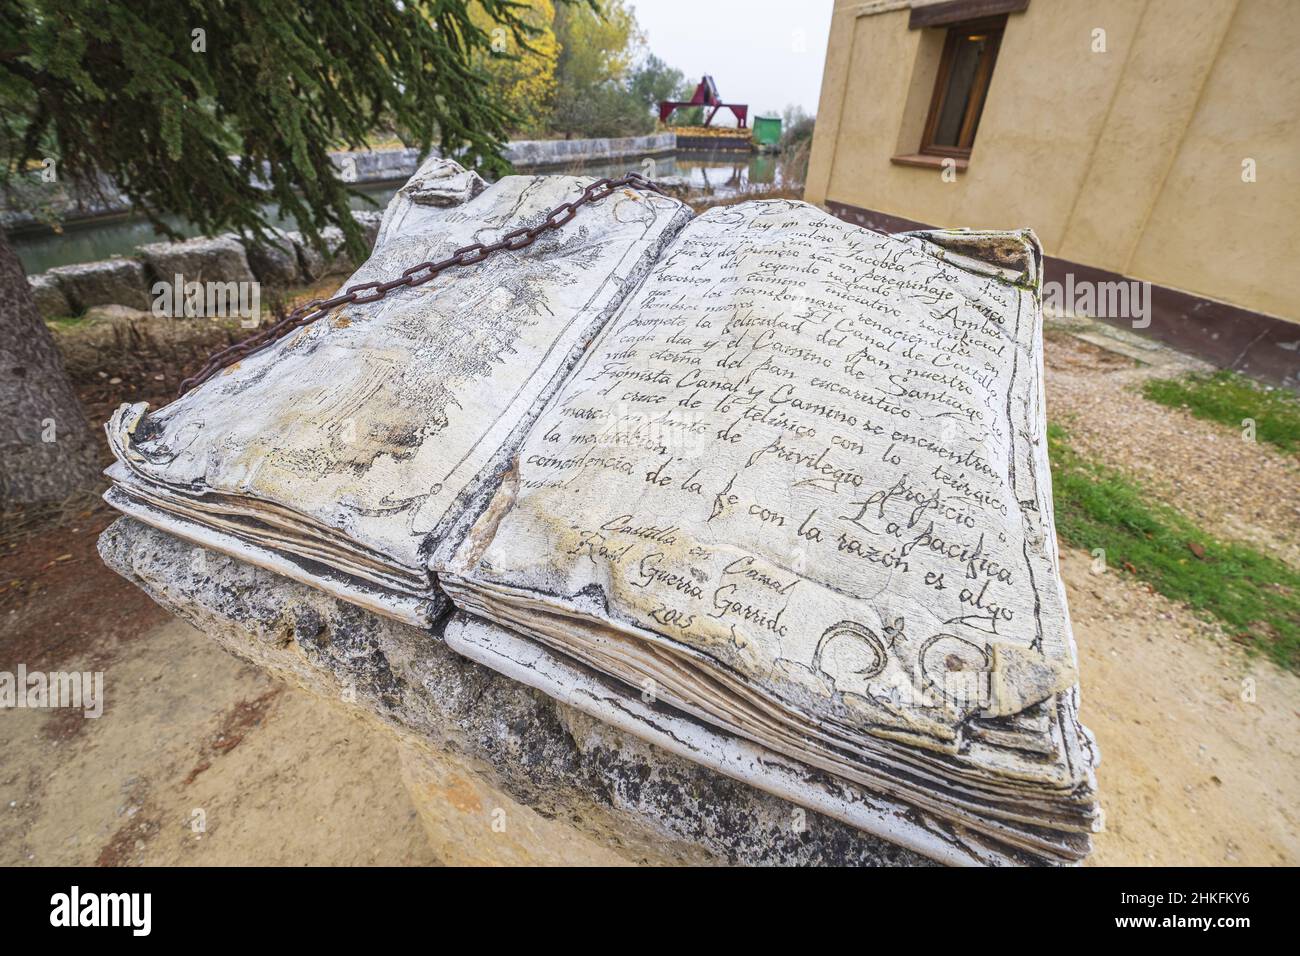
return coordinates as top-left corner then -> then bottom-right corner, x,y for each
1044,328 -> 1300,566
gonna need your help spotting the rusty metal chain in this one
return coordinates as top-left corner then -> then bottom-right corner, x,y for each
176,172 -> 665,398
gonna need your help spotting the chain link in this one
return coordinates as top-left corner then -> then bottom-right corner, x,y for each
175,172 -> 665,398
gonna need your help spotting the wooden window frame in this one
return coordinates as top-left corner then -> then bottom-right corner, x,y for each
918,16 -> 1005,160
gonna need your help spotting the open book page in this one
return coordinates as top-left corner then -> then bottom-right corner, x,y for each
439,200 -> 1099,856
104,159 -> 692,623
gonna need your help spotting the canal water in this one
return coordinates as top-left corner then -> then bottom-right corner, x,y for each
14,151 -> 792,274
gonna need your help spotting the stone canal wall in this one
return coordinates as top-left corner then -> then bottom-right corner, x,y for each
23,134 -> 678,318
504,131 -> 675,169
6,134 -> 677,232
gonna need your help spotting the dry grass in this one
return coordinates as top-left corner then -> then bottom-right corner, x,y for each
51,278 -> 338,419
0,489 -> 106,553
54,314 -> 252,390
687,184 -> 805,214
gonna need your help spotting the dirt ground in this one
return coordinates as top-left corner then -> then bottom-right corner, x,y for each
1047,327 -> 1300,865
0,323 -> 1296,866
0,618 -> 436,866
1068,548 -> 1298,865
0,503 -> 435,865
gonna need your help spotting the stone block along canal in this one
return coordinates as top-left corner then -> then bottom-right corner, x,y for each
14,151 -> 792,274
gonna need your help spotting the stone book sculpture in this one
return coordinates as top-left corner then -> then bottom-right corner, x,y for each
103,157 -> 1101,865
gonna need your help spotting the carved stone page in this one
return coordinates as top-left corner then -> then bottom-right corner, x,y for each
104,160 -> 692,624
440,200 -> 1099,862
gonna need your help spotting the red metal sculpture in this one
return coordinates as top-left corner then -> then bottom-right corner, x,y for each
658,75 -> 749,128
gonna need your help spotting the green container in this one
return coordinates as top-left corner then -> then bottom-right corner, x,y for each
753,115 -> 782,147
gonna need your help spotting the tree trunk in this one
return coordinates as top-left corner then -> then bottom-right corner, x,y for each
0,231 -> 101,507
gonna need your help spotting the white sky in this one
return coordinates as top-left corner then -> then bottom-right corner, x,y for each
631,0 -> 834,121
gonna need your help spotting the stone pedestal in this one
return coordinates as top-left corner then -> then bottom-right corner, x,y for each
99,517 -> 929,866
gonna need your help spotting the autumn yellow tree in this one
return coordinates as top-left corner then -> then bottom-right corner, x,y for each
472,0 -> 672,140
472,0 -> 560,137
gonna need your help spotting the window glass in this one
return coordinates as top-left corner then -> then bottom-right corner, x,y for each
933,33 -> 993,147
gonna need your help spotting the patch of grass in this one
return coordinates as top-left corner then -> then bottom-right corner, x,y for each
1142,369 -> 1300,455
45,315 -> 89,331
1047,423 -> 1300,673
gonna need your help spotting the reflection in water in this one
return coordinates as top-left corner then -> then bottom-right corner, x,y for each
14,186 -> 394,276
577,151 -> 786,196
15,151 -> 794,274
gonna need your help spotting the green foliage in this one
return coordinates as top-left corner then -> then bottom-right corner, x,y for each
1142,369 -> 1300,456
665,78 -> 703,126
778,104 -> 814,182
0,0 -> 562,259
1047,423 -> 1300,673
549,0 -> 654,138
780,104 -> 815,150
470,2 -> 686,139
627,54 -> 683,114
472,0 -> 560,138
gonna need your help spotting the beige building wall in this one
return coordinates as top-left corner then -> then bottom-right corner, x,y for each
806,0 -> 1300,322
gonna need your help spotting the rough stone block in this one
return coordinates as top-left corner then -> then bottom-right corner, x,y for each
46,257 -> 152,312
243,229 -> 303,288
290,213 -> 380,281
29,272 -> 73,319
136,234 -> 256,287
290,227 -> 351,281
